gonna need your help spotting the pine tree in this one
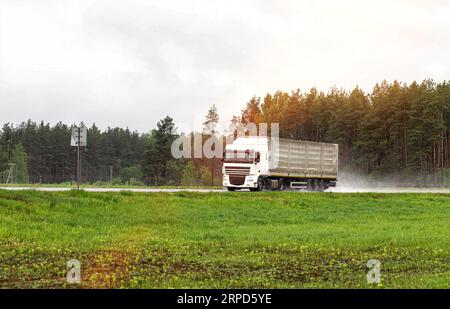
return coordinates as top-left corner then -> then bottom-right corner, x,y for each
203,104 -> 219,134
143,116 -> 177,185
241,96 -> 262,127
203,104 -> 220,186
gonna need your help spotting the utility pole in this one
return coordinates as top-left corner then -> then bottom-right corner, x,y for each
77,140 -> 81,190
109,165 -> 113,183
71,126 -> 87,190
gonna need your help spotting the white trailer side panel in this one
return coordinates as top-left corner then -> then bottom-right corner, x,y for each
269,138 -> 338,179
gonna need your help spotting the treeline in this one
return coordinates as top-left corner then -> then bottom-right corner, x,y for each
238,79 -> 450,185
1,79 -> 449,186
0,121 -> 145,184
0,118 -> 220,186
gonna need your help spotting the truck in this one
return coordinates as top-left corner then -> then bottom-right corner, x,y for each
222,137 -> 338,191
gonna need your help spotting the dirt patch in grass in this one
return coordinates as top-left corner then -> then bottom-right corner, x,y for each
81,250 -> 138,288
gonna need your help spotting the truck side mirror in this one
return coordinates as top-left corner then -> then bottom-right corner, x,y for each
255,152 -> 260,163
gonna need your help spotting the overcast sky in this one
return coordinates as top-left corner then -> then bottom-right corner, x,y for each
1,0 -> 450,133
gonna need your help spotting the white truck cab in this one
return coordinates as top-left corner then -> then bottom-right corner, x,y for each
222,137 -> 269,191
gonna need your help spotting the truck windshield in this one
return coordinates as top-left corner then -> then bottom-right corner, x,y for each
224,150 -> 256,163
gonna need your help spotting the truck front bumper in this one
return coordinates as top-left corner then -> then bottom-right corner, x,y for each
223,175 -> 258,188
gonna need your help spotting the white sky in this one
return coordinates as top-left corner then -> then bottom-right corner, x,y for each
1,0 -> 450,133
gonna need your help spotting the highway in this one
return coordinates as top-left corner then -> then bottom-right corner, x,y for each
0,187 -> 225,193
1,186 -> 450,193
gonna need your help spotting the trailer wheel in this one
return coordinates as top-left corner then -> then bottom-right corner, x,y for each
307,179 -> 314,191
317,180 -> 325,192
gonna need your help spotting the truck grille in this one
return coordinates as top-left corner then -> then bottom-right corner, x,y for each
229,175 -> 246,185
225,166 -> 250,176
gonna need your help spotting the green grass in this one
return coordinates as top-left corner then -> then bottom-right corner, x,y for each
0,190 -> 449,288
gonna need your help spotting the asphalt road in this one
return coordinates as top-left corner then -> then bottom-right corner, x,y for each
1,186 -> 450,193
0,187 -> 225,193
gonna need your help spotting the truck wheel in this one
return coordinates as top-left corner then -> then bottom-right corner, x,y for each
250,177 -> 264,192
279,179 -> 287,191
227,187 -> 236,192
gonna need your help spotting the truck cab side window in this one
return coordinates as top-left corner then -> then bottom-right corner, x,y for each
255,152 -> 260,163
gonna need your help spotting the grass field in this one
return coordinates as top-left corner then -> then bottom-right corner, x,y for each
0,190 -> 449,288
